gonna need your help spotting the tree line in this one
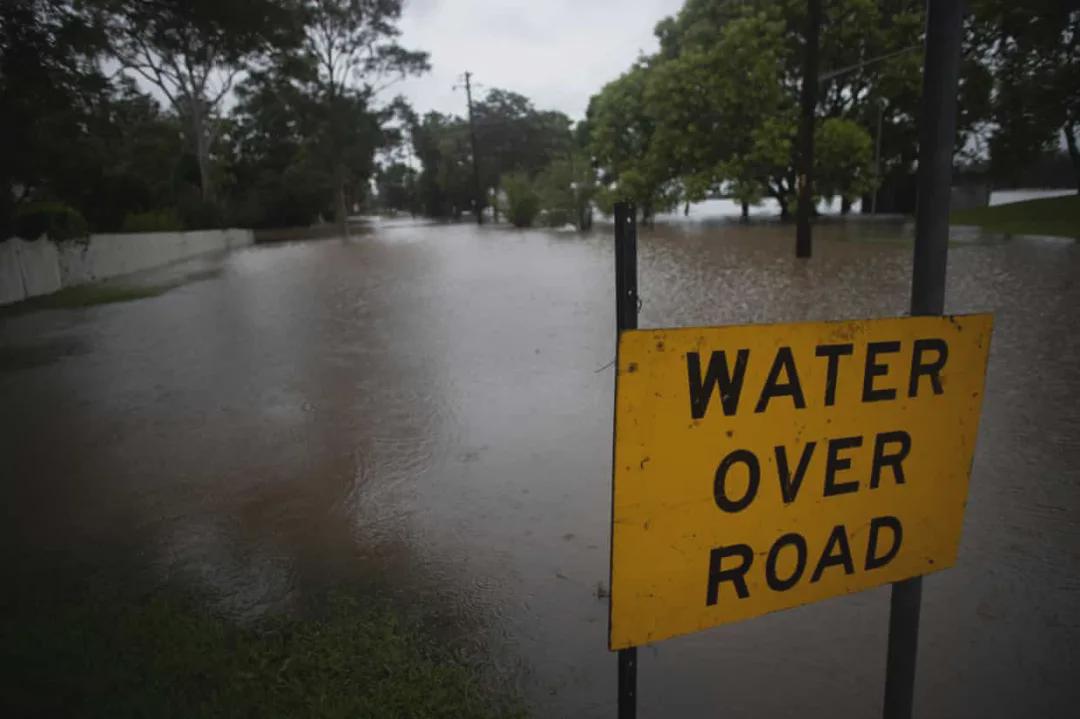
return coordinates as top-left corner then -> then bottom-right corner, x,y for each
2,0 -> 426,238
3,0 -> 1076,239
584,0 -> 1079,224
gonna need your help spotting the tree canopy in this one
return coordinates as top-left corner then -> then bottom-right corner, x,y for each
2,0 -> 1076,239
587,0 -> 1077,221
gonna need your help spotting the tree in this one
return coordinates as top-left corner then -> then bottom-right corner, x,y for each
643,10 -> 790,213
411,111 -> 473,218
225,54 -> 332,227
407,88 -> 575,222
588,62 -> 675,222
814,117 -> 876,206
1,0 -> 107,232
301,0 -> 428,225
1,0 -> 187,234
107,0 -> 302,203
975,1 -> 1080,191
536,153 -> 598,230
472,88 -> 574,208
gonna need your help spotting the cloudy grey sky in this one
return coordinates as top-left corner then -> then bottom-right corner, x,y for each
381,0 -> 684,121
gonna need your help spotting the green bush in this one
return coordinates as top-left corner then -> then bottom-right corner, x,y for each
121,208 -> 184,233
13,202 -> 89,241
501,173 -> 540,228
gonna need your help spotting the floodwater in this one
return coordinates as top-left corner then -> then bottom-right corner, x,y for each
2,217 -> 1078,717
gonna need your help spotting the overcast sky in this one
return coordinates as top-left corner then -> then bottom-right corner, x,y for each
381,0 -> 684,121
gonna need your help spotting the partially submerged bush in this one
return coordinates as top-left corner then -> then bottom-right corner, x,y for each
501,173 -> 541,228
13,202 -> 89,241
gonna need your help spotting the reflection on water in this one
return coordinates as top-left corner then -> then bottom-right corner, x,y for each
1,219 -> 1078,717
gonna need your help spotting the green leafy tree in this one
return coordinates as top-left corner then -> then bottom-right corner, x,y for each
1,0 -> 188,233
536,153 -> 598,230
472,88 -> 574,218
107,0 -> 303,204
588,62 -> 675,222
410,111 -> 473,218
814,117 -> 876,206
974,1 -> 1079,191
598,0 -> 998,218
501,172 -> 541,228
644,10 -> 790,212
1,0 -> 107,233
300,0 -> 429,224
226,54 -> 332,227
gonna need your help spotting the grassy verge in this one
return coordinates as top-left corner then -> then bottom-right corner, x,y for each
0,591 -> 524,718
1,268 -> 222,315
950,194 -> 1080,239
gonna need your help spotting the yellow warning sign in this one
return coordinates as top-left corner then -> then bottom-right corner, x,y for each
609,314 -> 992,650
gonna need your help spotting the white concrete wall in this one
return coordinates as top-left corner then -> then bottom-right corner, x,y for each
0,237 -> 63,304
1,228 -> 253,306
16,237 -> 62,297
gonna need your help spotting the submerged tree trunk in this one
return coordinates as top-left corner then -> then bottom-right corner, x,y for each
741,200 -> 750,222
684,201 -> 690,216
841,197 -> 852,215
775,192 -> 790,220
1064,122 -> 1080,193
639,203 -> 654,227
861,192 -> 874,214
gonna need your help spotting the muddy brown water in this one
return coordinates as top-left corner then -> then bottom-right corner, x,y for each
1,217 -> 1078,717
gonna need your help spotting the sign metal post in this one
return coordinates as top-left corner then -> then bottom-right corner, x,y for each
608,7 -> 971,712
885,2 -> 965,718
612,201 -> 638,719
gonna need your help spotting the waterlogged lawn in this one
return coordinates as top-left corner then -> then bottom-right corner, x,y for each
1,593 -> 523,719
951,194 -> 1080,239
0,267 -> 223,315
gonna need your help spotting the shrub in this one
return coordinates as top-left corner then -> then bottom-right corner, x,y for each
501,173 -> 540,228
121,208 -> 184,233
13,202 -> 89,241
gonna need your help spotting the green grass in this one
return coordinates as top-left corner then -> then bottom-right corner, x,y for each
19,282 -> 172,309
0,592 -> 524,718
1,268 -> 222,315
950,193 -> 1080,239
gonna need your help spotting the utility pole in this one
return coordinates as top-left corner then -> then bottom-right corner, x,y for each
795,0 -> 822,258
462,71 -> 483,225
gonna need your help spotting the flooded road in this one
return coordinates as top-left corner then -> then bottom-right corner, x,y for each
2,218 -> 1078,717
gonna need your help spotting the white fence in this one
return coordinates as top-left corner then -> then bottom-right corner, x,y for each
0,229 -> 253,306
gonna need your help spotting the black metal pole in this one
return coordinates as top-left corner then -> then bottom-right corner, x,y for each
884,3 -> 963,718
909,0 -> 962,319
613,201 -> 638,719
614,202 -> 638,333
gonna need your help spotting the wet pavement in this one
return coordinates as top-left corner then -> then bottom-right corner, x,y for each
1,217 -> 1078,717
